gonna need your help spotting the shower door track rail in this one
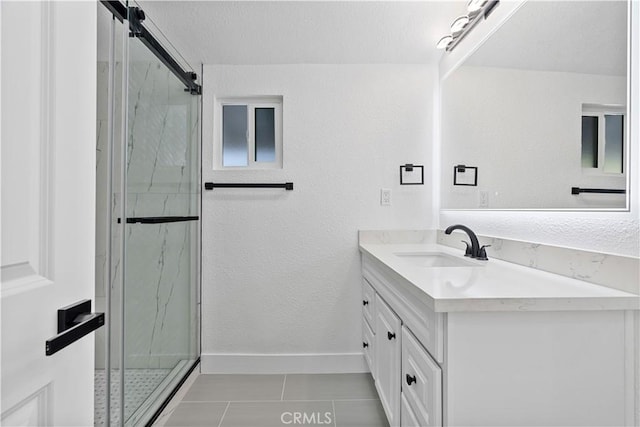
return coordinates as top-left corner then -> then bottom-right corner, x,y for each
117,216 -> 199,224
99,0 -> 202,95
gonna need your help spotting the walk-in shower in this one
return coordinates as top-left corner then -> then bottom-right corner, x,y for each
96,2 -> 201,425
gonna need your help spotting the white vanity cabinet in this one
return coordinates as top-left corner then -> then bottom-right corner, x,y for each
361,252 -> 634,427
362,266 -> 443,427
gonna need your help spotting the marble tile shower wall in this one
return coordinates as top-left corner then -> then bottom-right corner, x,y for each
95,61 -> 199,370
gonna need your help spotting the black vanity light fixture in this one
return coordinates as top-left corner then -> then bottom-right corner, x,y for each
436,0 -> 500,52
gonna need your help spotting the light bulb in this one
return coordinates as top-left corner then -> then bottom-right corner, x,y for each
436,35 -> 453,50
451,15 -> 470,34
467,0 -> 487,14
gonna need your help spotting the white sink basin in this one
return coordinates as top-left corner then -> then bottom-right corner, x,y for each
394,251 -> 479,268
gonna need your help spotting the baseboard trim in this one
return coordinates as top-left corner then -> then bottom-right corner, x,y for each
201,353 -> 369,374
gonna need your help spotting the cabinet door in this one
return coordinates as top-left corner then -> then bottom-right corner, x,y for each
401,393 -> 421,427
362,318 -> 375,378
375,295 -> 401,427
402,326 -> 442,426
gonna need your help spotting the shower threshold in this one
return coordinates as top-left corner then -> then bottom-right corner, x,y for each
94,360 -> 189,426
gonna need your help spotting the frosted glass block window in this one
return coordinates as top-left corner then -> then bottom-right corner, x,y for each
223,105 -> 248,167
216,97 -> 282,169
255,108 -> 276,163
603,114 -> 624,174
581,105 -> 625,175
581,116 -> 598,168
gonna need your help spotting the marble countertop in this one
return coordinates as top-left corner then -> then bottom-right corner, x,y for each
360,242 -> 640,312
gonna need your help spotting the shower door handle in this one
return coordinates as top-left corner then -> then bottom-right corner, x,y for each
45,299 -> 104,356
117,216 -> 199,224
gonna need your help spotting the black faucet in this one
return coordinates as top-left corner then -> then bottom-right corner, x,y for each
444,224 -> 489,261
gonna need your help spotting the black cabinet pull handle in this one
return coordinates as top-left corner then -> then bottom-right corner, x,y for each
363,342 -> 368,348
387,331 -> 396,340
362,300 -> 369,306
406,374 -> 417,386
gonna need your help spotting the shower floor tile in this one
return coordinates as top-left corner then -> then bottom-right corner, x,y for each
95,368 -> 171,426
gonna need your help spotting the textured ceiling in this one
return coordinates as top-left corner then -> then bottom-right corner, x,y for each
465,0 -> 627,76
134,1 -> 464,69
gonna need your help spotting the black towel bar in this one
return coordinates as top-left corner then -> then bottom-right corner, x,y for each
204,182 -> 294,191
117,216 -> 199,224
571,187 -> 626,195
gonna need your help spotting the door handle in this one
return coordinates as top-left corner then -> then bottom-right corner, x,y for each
45,299 -> 104,356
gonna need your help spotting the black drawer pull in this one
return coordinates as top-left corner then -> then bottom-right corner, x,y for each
363,342 -> 368,348
406,374 -> 417,386
362,300 -> 369,306
387,331 -> 396,340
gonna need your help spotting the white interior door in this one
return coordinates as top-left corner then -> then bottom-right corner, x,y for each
1,1 -> 97,426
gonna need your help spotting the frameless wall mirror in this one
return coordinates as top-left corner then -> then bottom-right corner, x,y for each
441,0 -> 629,210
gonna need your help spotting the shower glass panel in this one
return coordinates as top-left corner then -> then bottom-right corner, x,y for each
95,2 -> 200,425
121,16 -> 200,426
96,5 -> 126,426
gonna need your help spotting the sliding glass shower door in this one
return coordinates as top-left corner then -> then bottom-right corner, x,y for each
119,30 -> 200,425
95,2 -> 200,425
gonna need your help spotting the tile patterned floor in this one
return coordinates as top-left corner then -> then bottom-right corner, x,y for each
95,368 -> 171,426
159,373 -> 388,427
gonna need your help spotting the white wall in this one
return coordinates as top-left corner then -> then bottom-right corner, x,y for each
441,66 -> 626,209
201,64 -> 436,372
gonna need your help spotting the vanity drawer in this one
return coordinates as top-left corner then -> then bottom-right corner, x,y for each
362,318 -> 375,378
362,278 -> 376,329
401,326 -> 442,427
